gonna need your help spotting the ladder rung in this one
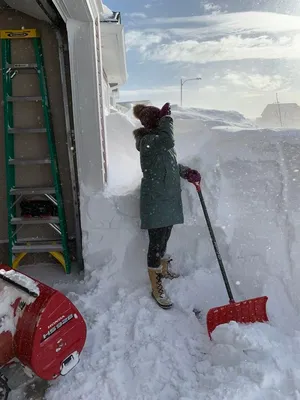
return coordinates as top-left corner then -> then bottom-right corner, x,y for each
16,237 -> 60,243
9,159 -> 51,165
8,127 -> 47,134
12,243 -> 63,253
11,217 -> 60,225
0,29 -> 39,39
10,187 -> 56,195
7,96 -> 42,102
7,63 -> 37,69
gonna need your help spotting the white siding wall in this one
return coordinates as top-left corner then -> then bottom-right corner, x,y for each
94,16 -> 108,183
102,69 -> 110,115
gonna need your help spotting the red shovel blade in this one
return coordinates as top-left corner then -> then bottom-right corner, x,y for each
207,296 -> 268,339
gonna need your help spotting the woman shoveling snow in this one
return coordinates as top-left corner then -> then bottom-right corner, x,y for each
133,102 -> 201,309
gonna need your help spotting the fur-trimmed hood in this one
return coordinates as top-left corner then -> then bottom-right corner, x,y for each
133,127 -> 151,151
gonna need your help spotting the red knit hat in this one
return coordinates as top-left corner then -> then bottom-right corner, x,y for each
133,104 -> 160,129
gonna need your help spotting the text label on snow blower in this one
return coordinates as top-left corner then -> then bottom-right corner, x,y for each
41,314 -> 74,342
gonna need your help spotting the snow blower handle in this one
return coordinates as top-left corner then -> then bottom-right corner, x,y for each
193,182 -> 235,303
0,273 -> 38,298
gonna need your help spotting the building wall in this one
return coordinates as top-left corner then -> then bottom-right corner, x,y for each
102,74 -> 110,114
0,9 -> 75,264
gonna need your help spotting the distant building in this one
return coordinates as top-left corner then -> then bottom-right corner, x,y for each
256,103 -> 300,128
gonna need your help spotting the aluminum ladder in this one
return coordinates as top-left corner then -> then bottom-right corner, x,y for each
1,29 -> 71,273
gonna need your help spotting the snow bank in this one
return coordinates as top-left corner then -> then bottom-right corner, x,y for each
105,111 -> 141,193
171,105 -> 256,130
46,107 -> 300,399
198,128 -> 300,331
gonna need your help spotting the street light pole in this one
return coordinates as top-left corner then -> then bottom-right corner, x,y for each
180,78 -> 183,108
180,77 -> 202,107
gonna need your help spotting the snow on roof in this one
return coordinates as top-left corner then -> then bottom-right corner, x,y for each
101,4 -> 120,22
263,103 -> 300,111
117,100 -> 152,110
266,102 -> 299,108
261,103 -> 300,116
101,4 -> 113,18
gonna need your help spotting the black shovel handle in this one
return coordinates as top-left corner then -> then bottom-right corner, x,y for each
194,182 -> 235,303
0,273 -> 38,298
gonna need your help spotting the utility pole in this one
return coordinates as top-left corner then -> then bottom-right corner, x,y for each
276,92 -> 283,127
180,78 -> 183,108
180,77 -> 201,107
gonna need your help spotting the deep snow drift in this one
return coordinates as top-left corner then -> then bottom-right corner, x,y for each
45,106 -> 300,399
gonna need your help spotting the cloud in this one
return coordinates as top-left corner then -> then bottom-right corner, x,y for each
125,12 -> 300,64
125,12 -> 147,19
125,30 -> 166,52
223,72 -> 289,92
145,4 -> 151,8
148,12 -> 300,43
151,11 -> 300,33
202,2 -> 223,15
122,11 -> 300,116
144,34 -> 300,64
203,3 -> 220,11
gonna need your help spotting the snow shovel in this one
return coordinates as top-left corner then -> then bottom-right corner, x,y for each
193,182 -> 269,339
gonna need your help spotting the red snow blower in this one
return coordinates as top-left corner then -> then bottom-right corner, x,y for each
193,182 -> 269,339
0,264 -> 87,399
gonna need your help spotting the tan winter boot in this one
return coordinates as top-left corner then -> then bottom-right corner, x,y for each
148,267 -> 173,309
161,257 -> 180,280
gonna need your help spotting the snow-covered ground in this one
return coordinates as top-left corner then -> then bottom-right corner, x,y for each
41,106 -> 300,399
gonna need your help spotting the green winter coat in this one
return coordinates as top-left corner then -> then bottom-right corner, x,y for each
134,116 -> 189,230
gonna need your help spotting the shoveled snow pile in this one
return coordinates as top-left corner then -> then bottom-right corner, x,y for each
46,107 -> 300,399
171,104 -> 256,130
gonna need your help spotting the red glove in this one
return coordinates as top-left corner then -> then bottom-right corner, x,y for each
186,169 -> 201,183
159,102 -> 171,118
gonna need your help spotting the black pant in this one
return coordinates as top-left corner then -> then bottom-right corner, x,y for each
147,226 -> 173,268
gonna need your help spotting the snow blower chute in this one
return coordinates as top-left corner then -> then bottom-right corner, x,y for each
193,183 -> 269,339
0,265 -> 87,399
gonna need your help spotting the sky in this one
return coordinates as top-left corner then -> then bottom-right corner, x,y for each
105,0 -> 300,117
